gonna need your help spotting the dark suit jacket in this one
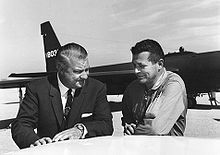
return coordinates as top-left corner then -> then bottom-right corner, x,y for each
11,74 -> 113,149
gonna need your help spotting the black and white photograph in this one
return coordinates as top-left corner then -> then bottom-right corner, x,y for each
0,0 -> 220,154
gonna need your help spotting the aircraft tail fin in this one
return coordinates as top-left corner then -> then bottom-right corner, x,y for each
41,21 -> 61,72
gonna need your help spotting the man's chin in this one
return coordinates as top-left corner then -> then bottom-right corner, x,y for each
138,78 -> 146,84
76,81 -> 85,88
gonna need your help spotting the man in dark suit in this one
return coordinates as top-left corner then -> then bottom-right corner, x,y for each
11,42 -> 113,149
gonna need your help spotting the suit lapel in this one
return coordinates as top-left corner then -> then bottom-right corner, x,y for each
67,81 -> 88,126
48,74 -> 63,127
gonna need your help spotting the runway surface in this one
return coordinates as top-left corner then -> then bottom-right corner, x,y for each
1,89 -> 220,154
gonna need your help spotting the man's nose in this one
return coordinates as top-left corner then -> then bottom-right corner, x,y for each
80,70 -> 89,79
134,67 -> 140,74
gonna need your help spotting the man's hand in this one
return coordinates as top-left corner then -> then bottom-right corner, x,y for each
124,123 -> 136,135
30,137 -> 53,147
52,127 -> 82,142
134,112 -> 156,135
134,124 -> 156,135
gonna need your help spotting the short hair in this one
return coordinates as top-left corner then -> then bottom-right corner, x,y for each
56,42 -> 88,68
130,39 -> 165,63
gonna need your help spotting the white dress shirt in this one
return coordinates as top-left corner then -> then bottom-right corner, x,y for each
57,74 -> 88,138
57,74 -> 75,112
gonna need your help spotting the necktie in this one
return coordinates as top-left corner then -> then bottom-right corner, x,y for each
64,89 -> 73,121
61,88 -> 82,130
61,89 -> 73,130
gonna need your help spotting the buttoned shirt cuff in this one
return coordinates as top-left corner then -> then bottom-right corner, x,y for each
74,123 -> 88,139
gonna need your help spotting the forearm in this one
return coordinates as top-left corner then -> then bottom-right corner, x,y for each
83,119 -> 113,138
11,84 -> 40,149
11,120 -> 39,149
84,85 -> 113,137
151,84 -> 186,135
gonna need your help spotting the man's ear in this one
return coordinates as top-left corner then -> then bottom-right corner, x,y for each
157,59 -> 164,69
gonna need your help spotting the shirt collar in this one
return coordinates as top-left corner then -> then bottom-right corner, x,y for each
57,74 -> 68,97
57,74 -> 75,97
151,68 -> 167,90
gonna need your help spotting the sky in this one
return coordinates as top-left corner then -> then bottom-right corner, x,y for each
0,0 -> 220,79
